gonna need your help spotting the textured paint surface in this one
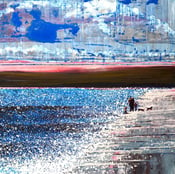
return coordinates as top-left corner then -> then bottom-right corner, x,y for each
0,0 -> 174,63
0,87 -> 148,173
1,1 -> 175,174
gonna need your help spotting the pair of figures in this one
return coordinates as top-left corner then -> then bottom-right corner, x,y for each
123,97 -> 137,114
128,96 -> 137,112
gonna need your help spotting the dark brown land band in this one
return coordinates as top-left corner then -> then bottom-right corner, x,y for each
0,66 -> 175,87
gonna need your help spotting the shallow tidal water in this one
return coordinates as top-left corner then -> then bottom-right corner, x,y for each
0,87 -> 148,173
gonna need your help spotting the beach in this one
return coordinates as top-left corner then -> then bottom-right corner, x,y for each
72,88 -> 175,174
1,87 -> 175,174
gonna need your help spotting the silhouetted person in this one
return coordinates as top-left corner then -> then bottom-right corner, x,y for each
123,107 -> 128,114
134,101 -> 138,111
128,97 -> 135,111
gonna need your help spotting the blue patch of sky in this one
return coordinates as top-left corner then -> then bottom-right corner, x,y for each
146,0 -> 158,5
9,4 -> 80,43
11,11 -> 22,31
118,0 -> 158,5
118,0 -> 132,5
26,8 -> 79,42
26,19 -> 60,43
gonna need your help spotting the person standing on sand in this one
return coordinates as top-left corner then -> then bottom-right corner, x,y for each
134,100 -> 138,111
128,96 -> 135,111
123,106 -> 128,114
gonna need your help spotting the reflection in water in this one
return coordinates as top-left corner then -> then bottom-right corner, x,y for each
1,88 -> 175,174
0,87 -> 146,173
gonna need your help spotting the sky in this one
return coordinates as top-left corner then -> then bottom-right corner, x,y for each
0,0 -> 174,62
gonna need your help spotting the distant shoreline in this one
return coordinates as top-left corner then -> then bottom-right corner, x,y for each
0,64 -> 174,87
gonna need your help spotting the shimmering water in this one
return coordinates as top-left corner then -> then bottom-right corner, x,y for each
0,88 -> 148,173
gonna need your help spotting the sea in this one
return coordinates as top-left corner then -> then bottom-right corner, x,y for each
0,87 -> 149,174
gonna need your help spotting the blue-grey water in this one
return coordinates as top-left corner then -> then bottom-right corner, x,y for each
0,88 -> 148,173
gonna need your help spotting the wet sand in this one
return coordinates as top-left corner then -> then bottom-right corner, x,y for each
72,88 -> 175,174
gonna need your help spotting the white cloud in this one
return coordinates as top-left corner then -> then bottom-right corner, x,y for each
84,0 -> 116,17
132,7 -> 139,15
